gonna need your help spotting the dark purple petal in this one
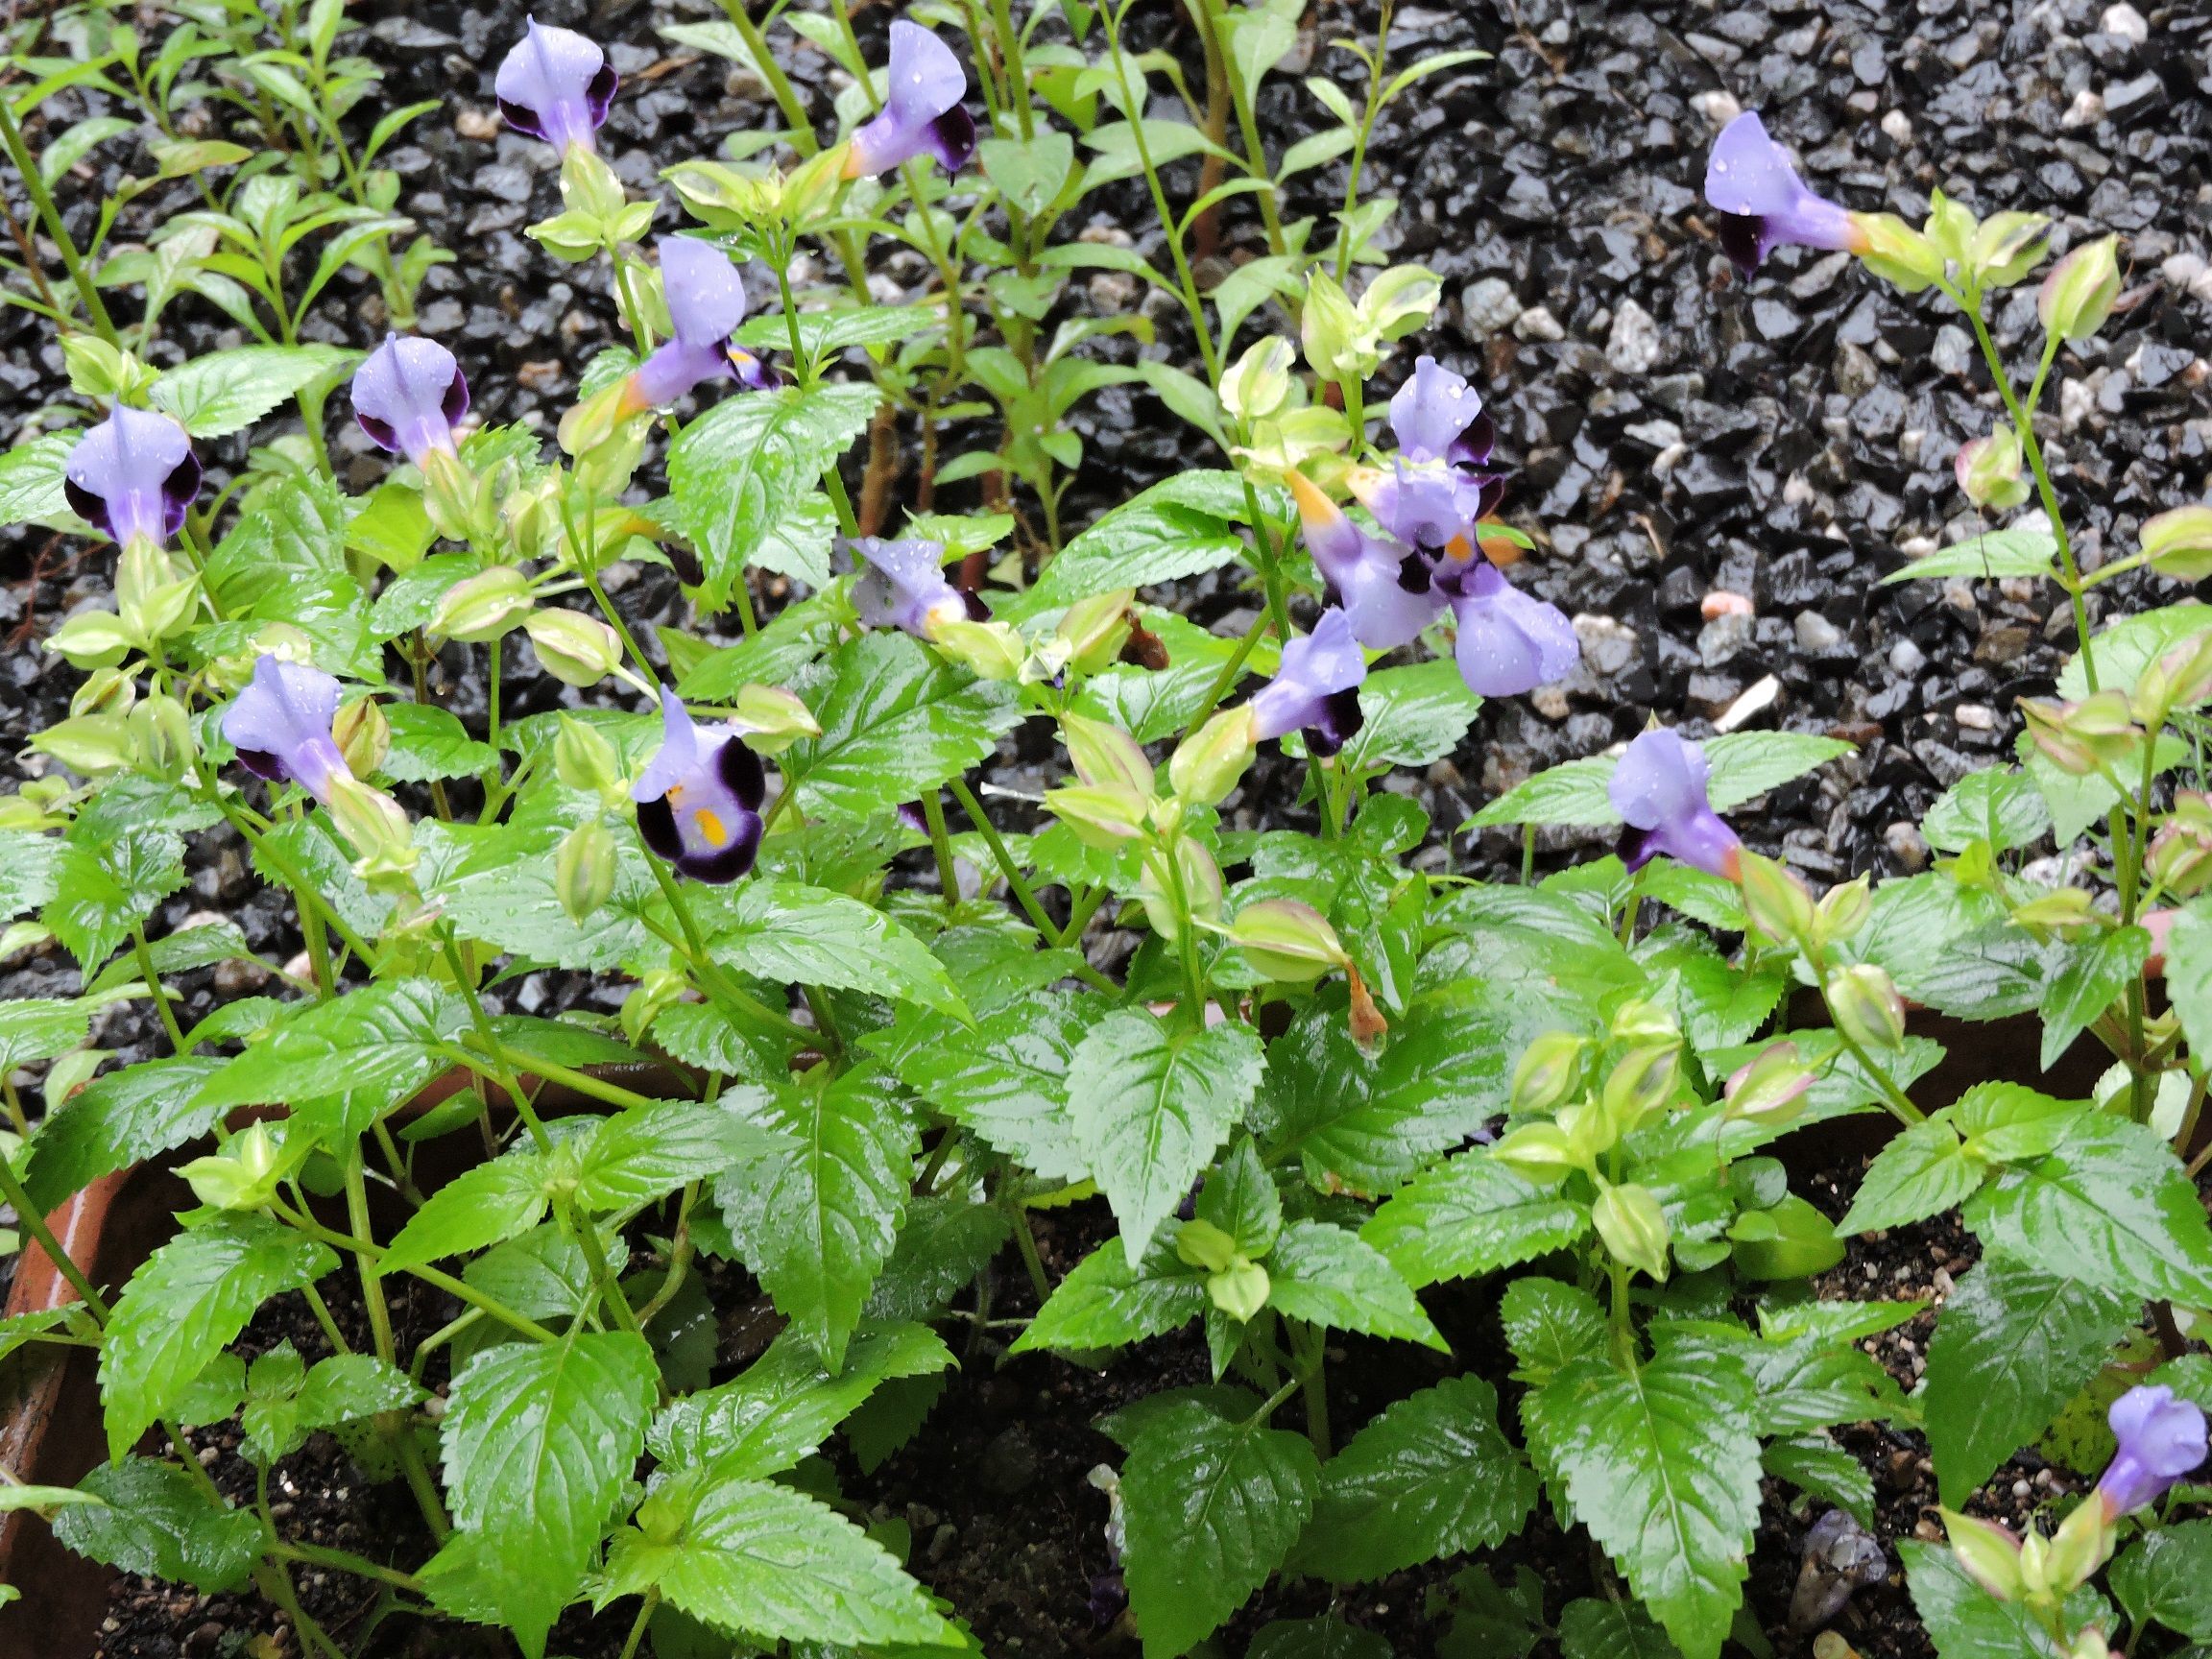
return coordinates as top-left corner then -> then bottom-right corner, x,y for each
925,107 -> 977,174
637,794 -> 685,861
716,730 -> 766,812
1250,608 -> 1365,743
1306,685 -> 1365,757
234,747 -> 285,783
1718,212 -> 1770,276
675,810 -> 762,883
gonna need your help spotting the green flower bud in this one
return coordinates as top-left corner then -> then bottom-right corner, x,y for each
1221,337 -> 1298,425
325,776 -> 418,888
1300,269 -> 1367,384
31,712 -> 136,776
116,540 -> 198,642
420,445 -> 491,544
619,967 -> 688,1047
1491,1122 -> 1580,1184
1829,963 -> 1907,1050
2142,505 -> 2212,583
554,713 -> 624,799
1943,1509 -> 2025,1602
2008,886 -> 2099,930
1556,1098 -> 1617,1165
1139,838 -> 1223,944
1601,1043 -> 1679,1135
44,609 -> 136,670
1168,706 -> 1258,809
1955,428 -> 2032,511
556,818 -> 618,924
1592,1179 -> 1671,1283
1609,998 -> 1679,1045
1816,874 -> 1875,945
524,608 -> 625,687
70,666 -> 136,718
1207,1258 -> 1271,1324
2042,1497 -> 2112,1596
2038,234 -> 2122,343
1970,211 -> 2051,288
1062,713 -> 1155,796
432,565 -> 533,643
61,335 -> 156,401
933,617 -> 1027,682
1511,1030 -> 1585,1117
1229,898 -> 1349,983
2149,793 -> 2212,897
1856,212 -> 1946,293
559,143 -> 628,219
1046,781 -> 1151,852
1723,1041 -> 1815,1126
1739,851 -> 1818,948
725,685 -> 821,755
2021,690 -> 2139,777
1053,591 -> 1136,676
179,1121 -> 286,1212
130,692 -> 193,778
333,696 -> 391,778
1174,1217 -> 1239,1274
2131,628 -> 2212,726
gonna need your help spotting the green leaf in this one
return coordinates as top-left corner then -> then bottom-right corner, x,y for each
1264,1219 -> 1444,1349
425,1332 -> 659,1659
600,1469 -> 958,1647
1468,732 -> 1851,830
380,702 -> 499,782
1902,1539 -> 2104,1659
0,996 -> 87,1074
192,978 -> 465,1123
865,1194 -> 1013,1323
1247,1618 -> 1393,1659
666,381 -> 880,612
101,1214 -> 337,1459
2059,601 -> 2212,701
0,433 -> 84,533
1198,1139 -> 1282,1258
84,920 -> 253,998
780,633 -> 1022,819
1068,1010 -> 1264,1268
2110,1520 -> 2212,1642
52,1458 -> 262,1593
23,1056 -> 226,1213
1362,1150 -> 1589,1288
1881,528 -> 2059,584
149,344 -> 351,438
42,827 -> 185,974
378,1149 -> 551,1275
1838,1117 -> 1986,1235
1293,1376 -> 1535,1582
1556,1598 -> 1678,1659
1964,1111 -> 2212,1307
1521,1332 -> 1762,1659
978,131 -> 1075,216
423,798 -> 655,973
1923,1254 -> 2136,1507
887,992 -> 1098,1186
0,828 -> 63,918
1010,1239 -> 1207,1354
1467,756 -> 1615,829
1332,660 -> 1480,772
1922,768 -> 2051,855
2038,926 -> 2150,1069
649,1320 -> 952,1477
1026,472 -> 1252,609
690,878 -> 967,1018
1498,1277 -> 1607,1386
2167,899 -> 2212,1062
577,1100 -> 764,1213
1764,1431 -> 1876,1527
714,1070 -> 918,1367
1117,1399 -> 1319,1659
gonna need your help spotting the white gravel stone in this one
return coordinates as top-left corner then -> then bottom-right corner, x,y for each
1713,674 -> 1781,733
1888,637 -> 1927,676
2100,3 -> 2149,45
1880,109 -> 1912,145
1459,276 -> 1521,338
1572,613 -> 1640,677
2062,88 -> 2104,128
1794,611 -> 1843,653
1604,299 -> 1662,374
1690,89 -> 1741,130
1513,304 -> 1565,343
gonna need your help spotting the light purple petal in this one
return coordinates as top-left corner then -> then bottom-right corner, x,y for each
221,655 -> 350,804
1389,355 -> 1483,463
630,338 -> 734,409
1250,608 -> 1364,742
1370,460 -> 1475,552
2098,1385 -> 2208,1515
1704,110 -> 1856,257
1449,565 -> 1578,697
63,407 -> 199,547
1609,728 -> 1715,830
852,537 -> 970,638
633,685 -> 765,882
352,334 -> 467,466
659,235 -> 748,349
495,17 -> 615,152
634,685 -> 703,804
1294,479 -> 1441,651
848,21 -> 970,176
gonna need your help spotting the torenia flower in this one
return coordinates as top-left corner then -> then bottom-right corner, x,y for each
351,334 -> 469,468
1437,560 -> 1577,699
1248,607 -> 1366,757
633,685 -> 767,883
63,406 -> 201,551
1286,470 -> 1440,652
495,17 -> 616,154
221,655 -> 352,805
842,21 -> 976,178
2094,1385 -> 2207,1519
1357,356 -> 1505,551
1610,728 -> 1743,879
623,236 -> 778,413
851,537 -> 985,640
1704,111 -> 1871,275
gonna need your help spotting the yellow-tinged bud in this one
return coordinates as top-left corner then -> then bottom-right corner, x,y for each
726,685 -> 820,755
1139,838 -> 1223,944
432,565 -> 533,643
333,696 -> 391,777
1856,212 -> 1946,293
1955,428 -> 2032,512
556,819 -> 618,924
2142,505 -> 2212,583
1592,1180 -> 1671,1282
116,540 -> 198,641
933,617 -> 1025,682
2009,886 -> 2100,929
132,692 -> 193,776
1055,591 -> 1136,675
1511,1030 -> 1586,1117
1942,1509 -> 2025,1602
2133,628 -> 2212,725
1046,781 -> 1151,851
525,608 -> 625,686
1556,1098 -> 1617,1165
1221,337 -> 1298,424
1816,875 -> 1875,944
44,609 -> 136,671
554,713 -> 624,799
1492,1122 -> 1581,1183
1601,1043 -> 1679,1135
1829,963 -> 1907,1050
1724,1041 -> 1815,1126
2022,691 -> 2139,777
1175,1217 -> 1239,1274
325,776 -> 418,888
2149,793 -> 2212,897
1168,706 -> 1258,809
70,666 -> 136,718
559,143 -> 628,218
179,1121 -> 286,1212
1610,997 -> 1679,1045
1061,713 -> 1155,796
2039,235 -> 2122,342
1230,898 -> 1349,983
420,445 -> 488,544
1739,851 -> 1818,948
2045,1498 -> 2113,1593
1208,1259 -> 1270,1323
620,967 -> 688,1046
1971,211 -> 2051,288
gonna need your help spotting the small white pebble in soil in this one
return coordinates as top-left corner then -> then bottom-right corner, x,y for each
2100,3 -> 2149,44
1691,89 -> 1742,129
1514,305 -> 1565,343
1881,109 -> 1912,145
455,108 -> 499,141
1701,589 -> 1754,619
1955,703 -> 1996,731
2063,88 -> 2105,128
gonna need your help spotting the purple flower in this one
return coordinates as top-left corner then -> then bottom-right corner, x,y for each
1441,561 -> 1578,699
842,21 -> 975,178
851,537 -> 985,640
1361,356 -> 1505,550
1287,471 -> 1441,652
495,17 -> 615,154
633,685 -> 766,883
623,237 -> 778,413
1249,607 -> 1366,757
2096,1385 -> 2207,1519
221,656 -> 351,805
351,335 -> 468,467
1703,111 -> 1869,276
62,406 -> 201,549
1609,728 -> 1743,879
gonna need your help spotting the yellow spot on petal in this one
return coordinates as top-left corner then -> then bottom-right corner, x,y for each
694,808 -> 729,848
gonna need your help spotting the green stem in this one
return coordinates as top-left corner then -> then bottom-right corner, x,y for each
440,933 -> 551,1153
641,852 -> 820,1046
0,94 -> 119,343
617,1590 -> 661,1659
715,0 -> 818,150
1009,1203 -> 1051,1302
920,789 -> 962,909
131,926 -> 189,1053
274,1203 -> 559,1342
271,1539 -> 424,1595
1103,2 -> 1220,383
